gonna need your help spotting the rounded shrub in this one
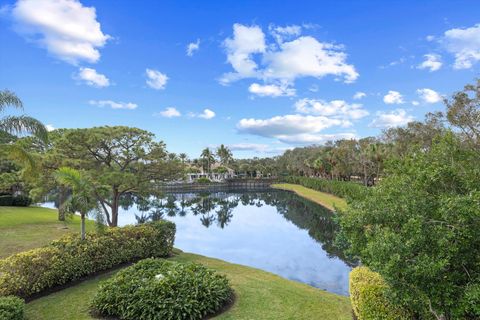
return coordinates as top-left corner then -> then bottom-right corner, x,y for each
0,296 -> 25,320
91,258 -> 233,320
350,267 -> 410,320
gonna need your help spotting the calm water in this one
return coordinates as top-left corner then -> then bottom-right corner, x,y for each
114,190 -> 352,295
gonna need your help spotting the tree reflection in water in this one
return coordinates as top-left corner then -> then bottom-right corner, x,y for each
122,190 -> 355,266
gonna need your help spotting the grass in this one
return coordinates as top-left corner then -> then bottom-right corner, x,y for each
1,206 -> 352,320
26,251 -> 352,320
272,183 -> 347,211
0,206 -> 95,258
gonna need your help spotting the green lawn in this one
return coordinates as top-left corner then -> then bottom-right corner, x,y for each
1,206 -> 352,320
0,206 -> 95,258
272,183 -> 347,211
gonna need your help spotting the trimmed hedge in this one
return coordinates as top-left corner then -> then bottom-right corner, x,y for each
282,176 -> 367,200
0,296 -> 24,320
91,258 -> 233,320
350,267 -> 409,320
0,195 -> 32,207
0,221 -> 175,298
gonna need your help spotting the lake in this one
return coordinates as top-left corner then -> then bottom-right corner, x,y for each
115,189 -> 352,295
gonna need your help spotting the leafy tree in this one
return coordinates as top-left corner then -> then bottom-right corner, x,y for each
54,167 -> 97,240
52,126 -> 182,227
444,79 -> 480,152
338,133 -> 480,319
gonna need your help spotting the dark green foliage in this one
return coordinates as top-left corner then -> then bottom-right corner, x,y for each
0,296 -> 24,320
339,134 -> 480,319
283,176 -> 367,201
91,258 -> 234,320
196,177 -> 212,184
0,195 -> 31,206
0,221 -> 175,298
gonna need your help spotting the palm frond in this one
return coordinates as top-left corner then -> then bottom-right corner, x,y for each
0,90 -> 23,112
0,144 -> 37,173
54,167 -> 84,191
0,115 -> 48,143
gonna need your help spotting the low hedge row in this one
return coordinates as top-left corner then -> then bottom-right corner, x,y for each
0,296 -> 24,320
282,176 -> 367,200
0,221 -> 175,298
0,195 -> 32,207
350,267 -> 410,320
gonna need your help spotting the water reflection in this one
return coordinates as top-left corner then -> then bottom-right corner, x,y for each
116,190 -> 353,295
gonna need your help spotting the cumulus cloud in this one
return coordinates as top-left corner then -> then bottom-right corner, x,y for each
156,107 -> 181,118
353,91 -> 366,100
189,108 -> 216,119
220,24 -> 266,84
220,23 -> 358,87
145,68 -> 168,90
370,109 -> 413,128
416,88 -> 443,104
248,82 -> 295,97
75,67 -> 109,87
383,90 -> 404,104
417,54 -> 442,72
89,100 -> 137,110
236,114 -> 355,144
186,39 -> 200,56
443,23 -> 480,69
269,24 -> 302,43
294,98 -> 369,120
274,132 -> 356,144
45,124 -> 55,131
11,0 -> 110,64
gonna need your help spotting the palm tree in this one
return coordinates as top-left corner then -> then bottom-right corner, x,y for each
54,167 -> 97,240
1,90 -> 48,171
0,90 -> 48,142
179,153 -> 188,164
216,144 -> 233,166
200,148 -> 215,173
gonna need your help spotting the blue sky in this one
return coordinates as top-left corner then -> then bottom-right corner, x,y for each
1,0 -> 479,158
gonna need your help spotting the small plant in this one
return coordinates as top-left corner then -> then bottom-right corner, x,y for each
0,296 -> 25,320
91,258 -> 234,320
196,177 -> 212,184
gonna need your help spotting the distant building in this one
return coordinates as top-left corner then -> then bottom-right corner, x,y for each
186,164 -> 235,182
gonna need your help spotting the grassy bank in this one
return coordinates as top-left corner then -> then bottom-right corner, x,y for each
0,206 -> 94,258
1,206 -> 351,319
272,183 -> 347,211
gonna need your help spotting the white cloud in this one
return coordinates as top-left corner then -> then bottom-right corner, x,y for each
220,23 -> 358,87
269,24 -> 302,43
274,132 -> 356,144
220,23 -> 266,84
89,100 -> 137,110
416,88 -> 442,104
412,101 -> 420,106
353,91 -> 366,100
443,23 -> 480,69
294,98 -> 369,120
383,90 -> 404,104
248,82 -> 295,97
186,39 -> 200,56
229,143 -> 269,152
263,36 -> 358,83
45,124 -> 55,131
11,0 -> 110,64
236,114 -> 355,144
156,107 -> 181,118
75,67 -> 109,87
145,68 -> 168,90
426,35 -> 435,42
417,54 -> 442,72
191,108 -> 216,119
370,109 -> 414,128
